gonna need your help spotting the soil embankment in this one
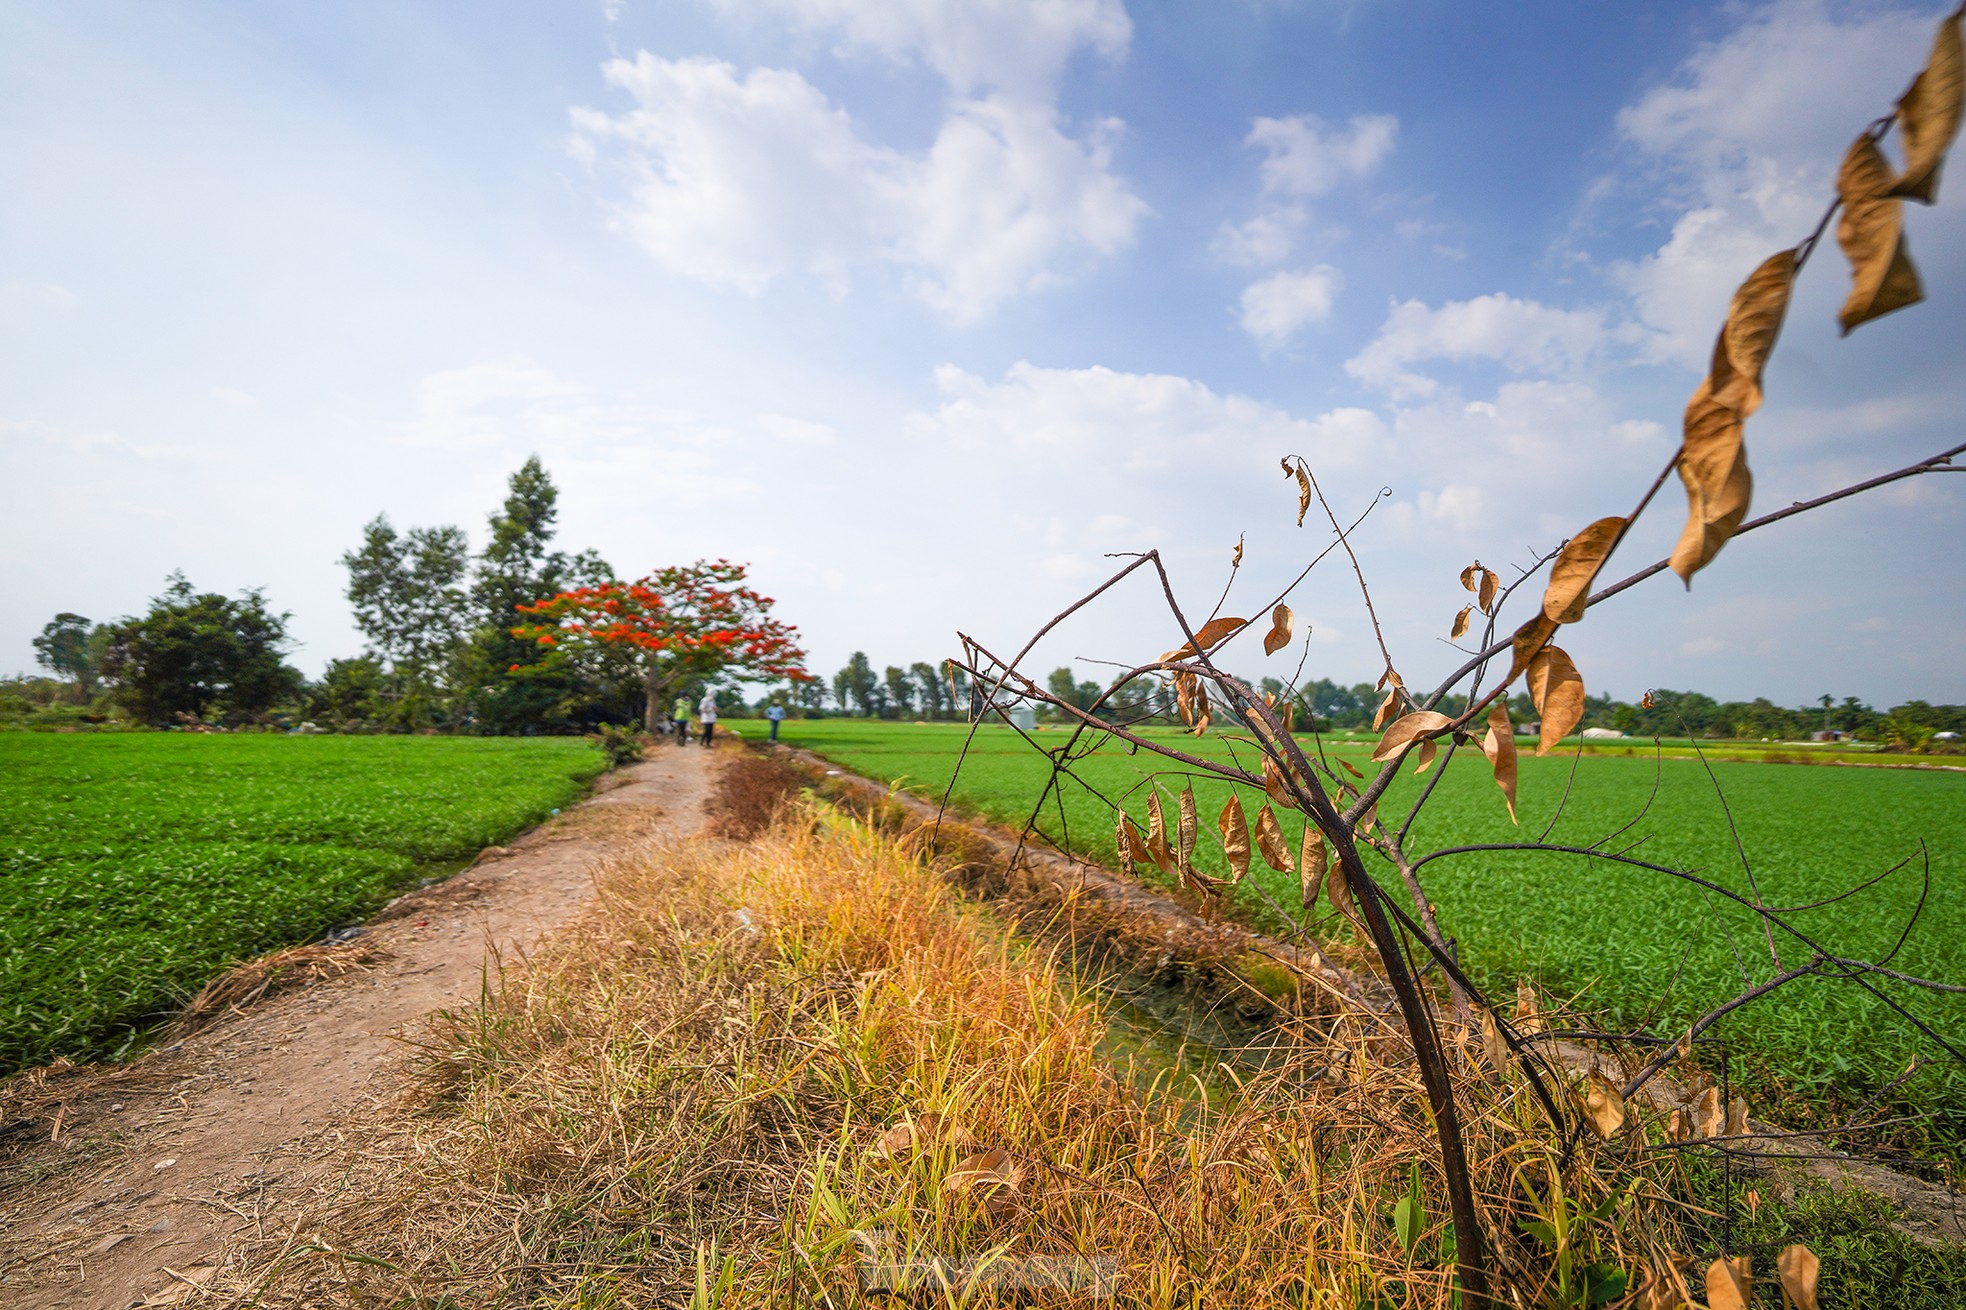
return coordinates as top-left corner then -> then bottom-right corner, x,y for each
0,746 -> 713,1309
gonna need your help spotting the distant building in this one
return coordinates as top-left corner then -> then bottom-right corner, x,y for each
1580,727 -> 1626,740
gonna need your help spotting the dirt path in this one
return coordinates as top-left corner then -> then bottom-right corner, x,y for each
0,745 -> 715,1309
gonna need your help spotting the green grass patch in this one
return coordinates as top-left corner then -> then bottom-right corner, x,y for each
778,719 -> 1966,1146
0,732 -> 604,1071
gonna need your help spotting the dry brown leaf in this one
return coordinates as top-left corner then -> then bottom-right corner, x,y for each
1411,737 -> 1440,774
1515,979 -> 1543,1035
1145,793 -> 1176,878
946,1147 -> 1024,1211
1231,535 -> 1244,568
1262,756 -> 1298,810
1632,1266 -> 1681,1310
1116,812 -> 1150,867
1480,1007 -> 1509,1077
1543,516 -> 1627,624
1725,1095 -> 1750,1139
1160,616 -> 1248,664
1263,603 -> 1294,656
1338,756 -> 1363,780
1670,1106 -> 1695,1144
1324,845 -> 1354,922
1583,1072 -> 1628,1139
1300,822 -> 1327,913
1218,793 -> 1251,885
1371,710 -> 1452,763
1705,1255 -> 1752,1310
1669,385 -> 1739,584
1482,701 -> 1519,824
1509,612 -> 1557,681
869,1114 -> 952,1160
1450,605 -> 1472,640
1777,1243 -> 1821,1310
1254,803 -> 1293,874
1710,249 -> 1798,417
1294,465 -> 1313,526
1459,562 -> 1480,593
1371,686 -> 1402,731
1526,645 -> 1585,755
1892,8 -> 1965,203
1838,133 -> 1926,334
1177,786 -> 1198,878
1694,1085 -> 1725,1140
1477,567 -> 1499,614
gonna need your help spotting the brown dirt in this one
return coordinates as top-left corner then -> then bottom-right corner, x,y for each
0,744 -> 716,1309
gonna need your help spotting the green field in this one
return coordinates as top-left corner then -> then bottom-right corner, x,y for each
0,733 -> 603,1071
779,718 -> 1966,1134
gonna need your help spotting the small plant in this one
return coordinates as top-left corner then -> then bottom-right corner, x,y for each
593,722 -> 645,768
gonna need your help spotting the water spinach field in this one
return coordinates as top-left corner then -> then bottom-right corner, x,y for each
779,719 -> 1966,1138
0,733 -> 603,1072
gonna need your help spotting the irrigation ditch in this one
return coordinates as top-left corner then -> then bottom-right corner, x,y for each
753,741 -> 1966,1253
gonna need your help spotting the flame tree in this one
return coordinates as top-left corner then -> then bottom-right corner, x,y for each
512,560 -> 812,729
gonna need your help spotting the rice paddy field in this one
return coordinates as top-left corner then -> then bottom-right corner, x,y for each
0,733 -> 603,1072
778,718 -> 1966,1141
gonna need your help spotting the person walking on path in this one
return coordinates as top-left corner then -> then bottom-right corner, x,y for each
671,694 -> 692,745
698,691 -> 719,747
766,701 -> 787,742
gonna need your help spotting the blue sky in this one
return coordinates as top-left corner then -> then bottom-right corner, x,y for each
5,0 -> 1962,708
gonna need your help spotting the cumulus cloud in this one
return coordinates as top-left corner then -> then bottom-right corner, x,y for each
917,359 -> 1385,472
572,2 -> 1146,322
1345,293 -> 1617,396
1249,113 -> 1398,198
1610,0 -> 1934,364
1238,265 -> 1341,348
1215,113 -> 1398,271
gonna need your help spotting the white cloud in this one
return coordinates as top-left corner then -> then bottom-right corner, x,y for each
1215,112 -> 1397,272
1249,113 -> 1397,198
1610,0 -> 1934,364
1346,293 -> 1617,396
209,386 -> 257,408
1211,204 -> 1305,266
728,0 -> 1132,100
917,360 -> 1384,472
1238,265 -> 1341,348
572,5 -> 1146,323
1416,484 -> 1484,532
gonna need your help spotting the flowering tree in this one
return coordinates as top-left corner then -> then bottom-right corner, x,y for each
512,560 -> 812,730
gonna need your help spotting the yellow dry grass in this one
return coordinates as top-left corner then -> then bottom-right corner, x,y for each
209,799 -> 1677,1308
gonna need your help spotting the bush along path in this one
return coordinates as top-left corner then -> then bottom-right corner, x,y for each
0,745 -> 714,1310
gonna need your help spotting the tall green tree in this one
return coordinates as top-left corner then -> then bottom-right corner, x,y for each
341,515 -> 472,723
32,613 -> 108,701
909,661 -> 947,718
834,652 -> 878,716
457,457 -> 613,733
100,574 -> 301,724
882,666 -> 916,718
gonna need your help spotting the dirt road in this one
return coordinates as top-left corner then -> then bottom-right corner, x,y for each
0,746 -> 713,1309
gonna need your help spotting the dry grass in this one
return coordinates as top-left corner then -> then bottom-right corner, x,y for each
207,796 -> 1685,1308
167,939 -> 386,1037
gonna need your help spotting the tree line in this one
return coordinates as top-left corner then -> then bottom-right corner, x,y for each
11,458 -> 811,733
9,454 -> 1963,747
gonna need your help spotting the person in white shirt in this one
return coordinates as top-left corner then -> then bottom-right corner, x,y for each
698,691 -> 719,746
